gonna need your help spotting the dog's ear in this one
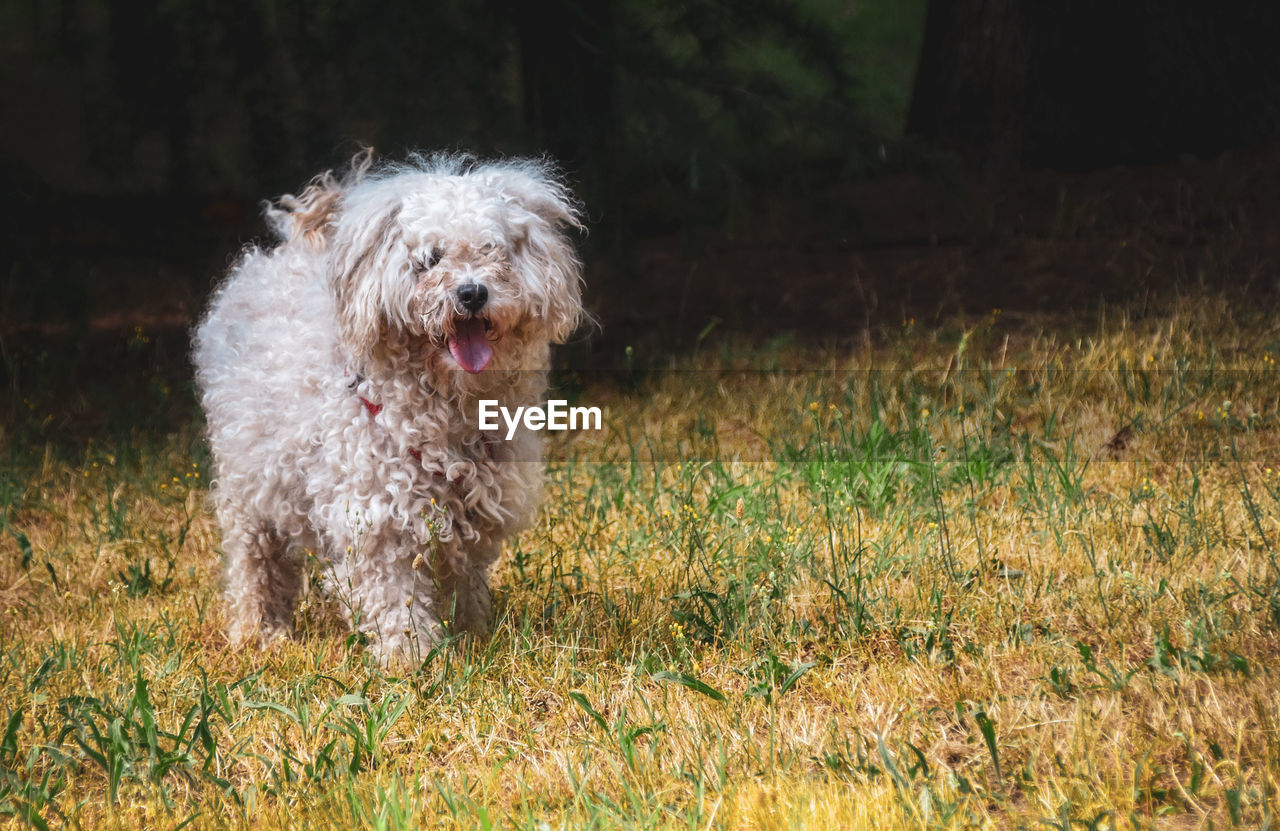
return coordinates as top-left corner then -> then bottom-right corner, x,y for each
329,199 -> 408,362
266,171 -> 343,248
266,149 -> 375,249
485,163 -> 586,343
524,217 -> 586,344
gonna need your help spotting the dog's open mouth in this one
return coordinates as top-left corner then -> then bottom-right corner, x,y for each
447,316 -> 494,374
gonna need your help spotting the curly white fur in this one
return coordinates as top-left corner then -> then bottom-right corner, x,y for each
193,152 -> 584,666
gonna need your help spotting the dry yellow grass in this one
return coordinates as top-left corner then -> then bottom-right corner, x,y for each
1,295 -> 1278,829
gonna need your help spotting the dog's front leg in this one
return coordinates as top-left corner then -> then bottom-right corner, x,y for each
433,538 -> 496,637
223,520 -> 301,647
330,528 -> 446,669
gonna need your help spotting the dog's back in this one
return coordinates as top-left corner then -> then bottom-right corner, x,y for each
193,240 -> 339,533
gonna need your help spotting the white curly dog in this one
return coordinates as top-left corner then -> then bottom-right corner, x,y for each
193,152 -> 584,667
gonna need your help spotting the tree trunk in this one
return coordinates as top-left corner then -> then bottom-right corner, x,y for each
510,1 -> 615,170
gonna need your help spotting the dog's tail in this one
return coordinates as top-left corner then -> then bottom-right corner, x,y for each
264,148 -> 376,248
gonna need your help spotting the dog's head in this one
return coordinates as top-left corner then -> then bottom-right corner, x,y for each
284,154 -> 584,378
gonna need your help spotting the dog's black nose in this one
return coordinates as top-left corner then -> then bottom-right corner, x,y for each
456,282 -> 488,313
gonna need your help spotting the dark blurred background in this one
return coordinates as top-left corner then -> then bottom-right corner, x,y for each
4,1 -> 1280,435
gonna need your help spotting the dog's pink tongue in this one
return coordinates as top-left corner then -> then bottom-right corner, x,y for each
448,319 -> 493,374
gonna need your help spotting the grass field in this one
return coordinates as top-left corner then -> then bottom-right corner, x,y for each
2,294 -> 1279,829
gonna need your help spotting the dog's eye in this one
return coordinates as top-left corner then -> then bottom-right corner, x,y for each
415,246 -> 442,274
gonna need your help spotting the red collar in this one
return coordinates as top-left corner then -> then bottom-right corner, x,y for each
357,395 -> 417,459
